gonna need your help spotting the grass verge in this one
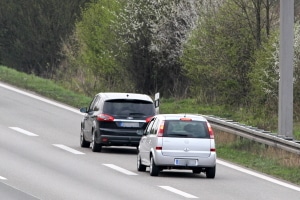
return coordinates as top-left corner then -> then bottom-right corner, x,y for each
0,65 -> 299,185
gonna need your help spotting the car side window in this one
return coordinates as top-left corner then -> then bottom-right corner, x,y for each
144,118 -> 155,135
150,118 -> 159,135
93,97 -> 101,111
88,96 -> 99,112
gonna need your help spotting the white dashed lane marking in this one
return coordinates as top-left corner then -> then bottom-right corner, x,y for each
103,164 -> 138,176
159,186 -> 198,198
9,127 -> 38,136
0,176 -> 7,180
53,144 -> 85,155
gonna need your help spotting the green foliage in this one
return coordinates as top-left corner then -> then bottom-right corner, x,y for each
77,0 -> 119,73
182,2 -> 254,105
59,0 -> 129,96
249,22 -> 300,126
0,0 -> 89,77
181,1 -> 274,106
248,31 -> 279,121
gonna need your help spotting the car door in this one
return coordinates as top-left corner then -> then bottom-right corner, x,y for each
139,118 -> 156,165
144,118 -> 160,164
83,95 -> 100,141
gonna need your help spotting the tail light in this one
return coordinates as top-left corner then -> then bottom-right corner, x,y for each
157,120 -> 165,137
146,116 -> 153,123
207,122 -> 214,139
97,114 -> 114,121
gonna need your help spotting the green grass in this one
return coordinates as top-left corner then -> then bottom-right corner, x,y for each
216,137 -> 300,185
0,65 -> 299,185
0,66 -> 91,108
218,146 -> 300,185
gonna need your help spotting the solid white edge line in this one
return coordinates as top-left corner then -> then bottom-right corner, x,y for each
9,127 -> 38,137
217,159 -> 300,192
0,82 -> 82,115
103,164 -> 137,176
53,144 -> 85,155
0,176 -> 7,180
159,186 -> 198,199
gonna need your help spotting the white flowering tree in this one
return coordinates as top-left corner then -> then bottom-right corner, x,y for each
250,22 -> 300,115
118,0 -> 200,96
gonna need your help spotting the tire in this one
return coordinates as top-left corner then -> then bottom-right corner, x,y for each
80,129 -> 90,148
149,156 -> 159,176
192,168 -> 201,174
91,132 -> 102,152
206,166 -> 216,179
137,155 -> 146,172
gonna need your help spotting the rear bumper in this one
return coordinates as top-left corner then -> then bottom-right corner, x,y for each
153,151 -> 216,168
95,128 -> 142,147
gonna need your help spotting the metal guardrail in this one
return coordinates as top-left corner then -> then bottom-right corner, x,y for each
203,115 -> 300,155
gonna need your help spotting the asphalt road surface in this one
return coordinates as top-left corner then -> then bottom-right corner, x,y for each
0,82 -> 299,200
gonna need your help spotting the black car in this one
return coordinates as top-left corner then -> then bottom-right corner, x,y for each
80,92 -> 155,152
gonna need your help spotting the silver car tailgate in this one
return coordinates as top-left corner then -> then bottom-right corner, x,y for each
161,137 -> 211,158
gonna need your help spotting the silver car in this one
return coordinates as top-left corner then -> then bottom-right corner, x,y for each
137,114 -> 216,178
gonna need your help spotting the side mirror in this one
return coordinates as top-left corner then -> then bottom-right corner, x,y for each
80,107 -> 88,113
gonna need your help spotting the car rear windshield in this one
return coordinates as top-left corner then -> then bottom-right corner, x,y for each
164,120 -> 209,138
103,100 -> 155,116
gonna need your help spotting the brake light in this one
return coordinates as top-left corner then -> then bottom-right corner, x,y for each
146,116 -> 153,123
97,114 -> 114,121
180,117 -> 192,121
207,122 -> 214,139
157,120 -> 165,137
156,146 -> 162,150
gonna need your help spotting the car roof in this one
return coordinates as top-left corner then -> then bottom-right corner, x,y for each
97,92 -> 154,102
155,114 -> 208,122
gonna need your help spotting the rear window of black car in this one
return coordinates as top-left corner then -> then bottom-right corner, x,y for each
103,100 -> 155,116
164,120 -> 209,138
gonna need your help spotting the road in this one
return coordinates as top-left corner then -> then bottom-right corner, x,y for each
0,82 -> 299,200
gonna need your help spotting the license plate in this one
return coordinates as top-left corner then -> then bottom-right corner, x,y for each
174,159 -> 198,166
187,159 -> 198,166
120,122 -> 139,127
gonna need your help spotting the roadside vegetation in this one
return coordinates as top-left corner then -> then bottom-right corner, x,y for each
0,65 -> 299,185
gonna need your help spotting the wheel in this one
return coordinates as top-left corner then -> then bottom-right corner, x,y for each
206,166 -> 216,178
137,154 -> 146,172
149,156 -> 159,176
192,168 -> 201,174
91,132 -> 102,152
80,129 -> 90,148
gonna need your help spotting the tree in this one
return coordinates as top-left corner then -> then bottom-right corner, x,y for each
249,22 -> 300,122
118,0 -> 200,97
181,0 -> 279,106
58,0 -> 126,95
0,0 -> 89,77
